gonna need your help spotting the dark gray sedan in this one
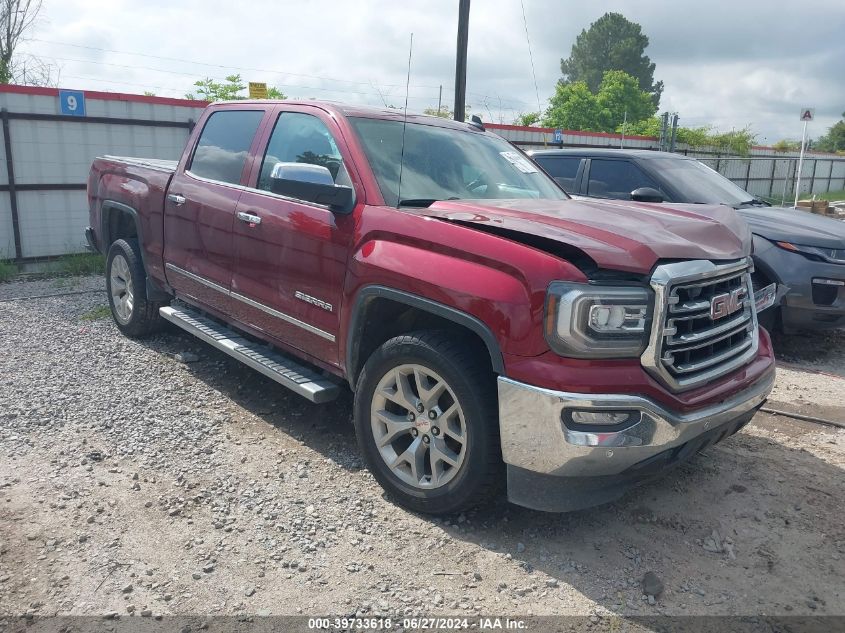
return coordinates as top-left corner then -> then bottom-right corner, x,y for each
529,148 -> 845,332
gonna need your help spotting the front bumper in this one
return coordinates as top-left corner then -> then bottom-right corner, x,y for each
498,369 -> 775,512
754,241 -> 845,331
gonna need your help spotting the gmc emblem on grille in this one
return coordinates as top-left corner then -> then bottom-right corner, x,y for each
710,287 -> 747,320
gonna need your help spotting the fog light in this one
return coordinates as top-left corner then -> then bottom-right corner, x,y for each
564,410 -> 641,429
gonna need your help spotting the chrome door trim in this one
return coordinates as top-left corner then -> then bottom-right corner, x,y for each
229,290 -> 335,342
165,262 -> 230,296
184,170 -> 333,212
165,263 -> 335,342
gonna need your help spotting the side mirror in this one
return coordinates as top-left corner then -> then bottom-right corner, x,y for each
270,162 -> 354,214
631,187 -> 664,203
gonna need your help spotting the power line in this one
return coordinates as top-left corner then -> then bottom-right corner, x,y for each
41,54 -> 444,102
28,37 -> 444,90
519,0 -> 544,117
28,36 -> 532,109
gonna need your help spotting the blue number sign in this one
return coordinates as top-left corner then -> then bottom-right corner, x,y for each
59,90 -> 86,116
553,129 -> 563,143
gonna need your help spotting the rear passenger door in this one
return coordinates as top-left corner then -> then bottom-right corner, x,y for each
163,106 -> 268,315
584,159 -> 663,200
534,156 -> 584,192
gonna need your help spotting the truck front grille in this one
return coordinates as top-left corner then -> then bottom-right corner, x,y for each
642,259 -> 758,392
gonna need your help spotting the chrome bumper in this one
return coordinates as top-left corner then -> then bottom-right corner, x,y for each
497,371 -> 775,478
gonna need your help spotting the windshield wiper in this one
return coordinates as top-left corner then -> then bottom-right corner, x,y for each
398,197 -> 460,208
398,199 -> 439,207
738,198 -> 770,207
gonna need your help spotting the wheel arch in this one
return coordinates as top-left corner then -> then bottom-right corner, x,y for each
100,200 -> 170,301
345,285 -> 505,389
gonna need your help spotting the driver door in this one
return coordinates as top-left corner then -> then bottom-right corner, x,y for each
228,106 -> 358,366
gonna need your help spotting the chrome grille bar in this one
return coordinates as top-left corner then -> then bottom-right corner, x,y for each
642,258 -> 759,392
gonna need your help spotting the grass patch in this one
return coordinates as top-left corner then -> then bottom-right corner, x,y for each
0,259 -> 17,283
800,190 -> 845,202
46,252 -> 105,277
80,305 -> 112,321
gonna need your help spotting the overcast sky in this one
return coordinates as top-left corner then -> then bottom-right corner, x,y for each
19,0 -> 845,143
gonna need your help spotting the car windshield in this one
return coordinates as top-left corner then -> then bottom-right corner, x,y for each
654,157 -> 754,206
349,117 -> 567,207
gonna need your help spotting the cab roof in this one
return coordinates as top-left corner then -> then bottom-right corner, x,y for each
211,99 -> 485,133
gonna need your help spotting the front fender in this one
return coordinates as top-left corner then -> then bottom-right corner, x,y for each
343,236 -> 584,363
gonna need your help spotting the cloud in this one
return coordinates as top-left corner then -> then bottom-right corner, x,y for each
19,0 -> 845,141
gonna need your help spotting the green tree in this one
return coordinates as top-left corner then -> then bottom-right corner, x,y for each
185,75 -> 286,101
543,71 -> 655,132
422,105 -> 471,120
542,81 -> 602,131
423,105 -> 452,119
815,112 -> 845,153
772,139 -> 800,153
514,111 -> 541,126
560,12 -> 663,106
1,0 -> 51,85
595,70 -> 656,130
621,117 -> 756,155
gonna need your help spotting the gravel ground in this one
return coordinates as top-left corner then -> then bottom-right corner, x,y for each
1,275 -> 843,621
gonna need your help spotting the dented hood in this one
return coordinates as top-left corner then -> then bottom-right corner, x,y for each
415,198 -> 751,274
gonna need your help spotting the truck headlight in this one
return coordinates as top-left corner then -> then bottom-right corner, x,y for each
544,282 -> 652,358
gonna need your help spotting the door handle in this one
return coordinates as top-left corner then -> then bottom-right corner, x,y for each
237,211 -> 262,225
167,193 -> 186,206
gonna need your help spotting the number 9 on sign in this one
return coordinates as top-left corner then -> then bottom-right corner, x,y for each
59,90 -> 86,116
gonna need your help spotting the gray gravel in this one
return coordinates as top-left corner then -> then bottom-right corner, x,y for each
1,274 -> 843,619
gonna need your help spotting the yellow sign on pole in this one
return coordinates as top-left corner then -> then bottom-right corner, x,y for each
248,82 -> 268,99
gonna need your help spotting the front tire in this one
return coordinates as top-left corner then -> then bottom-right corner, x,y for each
106,238 -> 165,338
353,331 -> 502,514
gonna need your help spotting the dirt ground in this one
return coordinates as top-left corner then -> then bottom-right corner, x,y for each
0,275 -> 843,624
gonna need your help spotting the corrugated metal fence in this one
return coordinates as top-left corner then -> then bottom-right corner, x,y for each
488,123 -> 845,203
0,85 -> 207,261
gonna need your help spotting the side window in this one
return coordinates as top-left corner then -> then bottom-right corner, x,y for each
536,156 -> 582,191
587,160 -> 661,199
258,112 -> 351,192
189,110 -> 264,184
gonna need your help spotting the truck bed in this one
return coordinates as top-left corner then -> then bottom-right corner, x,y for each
88,155 -> 179,285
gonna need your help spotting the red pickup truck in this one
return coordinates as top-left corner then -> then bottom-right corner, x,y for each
86,101 -> 775,514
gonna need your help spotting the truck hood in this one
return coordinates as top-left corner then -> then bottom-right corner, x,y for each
737,206 -> 845,249
415,198 -> 750,275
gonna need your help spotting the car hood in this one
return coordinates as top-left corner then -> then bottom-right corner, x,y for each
414,198 -> 750,275
737,206 -> 845,248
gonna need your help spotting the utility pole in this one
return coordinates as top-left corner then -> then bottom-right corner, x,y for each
454,0 -> 470,122
670,113 -> 679,152
620,110 -> 627,149
794,118 -> 809,208
658,112 -> 669,151
437,85 -> 442,116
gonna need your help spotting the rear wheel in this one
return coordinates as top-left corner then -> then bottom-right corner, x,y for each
106,238 -> 166,338
353,331 -> 501,514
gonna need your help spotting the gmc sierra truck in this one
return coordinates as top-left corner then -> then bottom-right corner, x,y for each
86,101 -> 775,514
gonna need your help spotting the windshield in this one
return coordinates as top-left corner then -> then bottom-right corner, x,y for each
654,157 -> 754,206
349,117 -> 567,206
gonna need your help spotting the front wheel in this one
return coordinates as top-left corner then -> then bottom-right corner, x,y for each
106,238 -> 165,338
353,331 -> 502,514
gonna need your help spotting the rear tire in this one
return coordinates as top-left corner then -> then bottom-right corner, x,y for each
353,331 -> 502,515
106,238 -> 166,338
